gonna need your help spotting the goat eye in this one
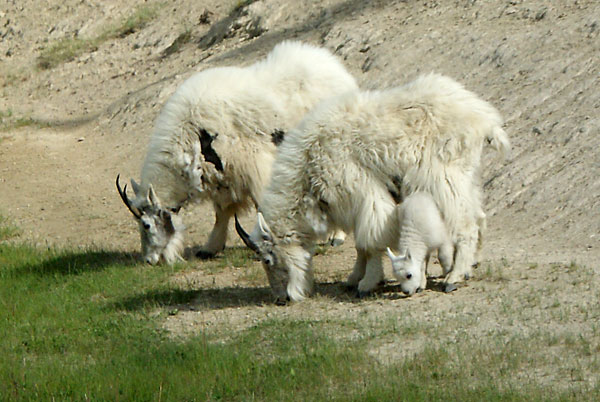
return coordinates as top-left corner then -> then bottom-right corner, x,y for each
406,273 -> 412,280
143,223 -> 151,230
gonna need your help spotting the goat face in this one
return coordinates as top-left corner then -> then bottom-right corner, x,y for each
116,175 -> 184,265
138,204 -> 184,265
386,248 -> 422,296
235,213 -> 291,304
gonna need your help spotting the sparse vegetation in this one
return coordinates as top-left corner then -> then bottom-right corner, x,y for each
0,72 -> 28,88
232,0 -> 258,13
477,261 -> 510,283
0,213 -> 19,241
36,3 -> 163,70
0,109 -> 51,131
36,37 -> 98,70
161,29 -> 193,58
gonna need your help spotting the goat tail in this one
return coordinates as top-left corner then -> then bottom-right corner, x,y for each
486,126 -> 511,159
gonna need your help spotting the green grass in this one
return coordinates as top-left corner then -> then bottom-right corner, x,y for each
0,212 -> 598,400
0,109 -> 52,131
0,214 -> 19,240
197,246 -> 257,275
37,3 -> 163,70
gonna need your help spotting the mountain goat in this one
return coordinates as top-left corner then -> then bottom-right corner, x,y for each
117,41 -> 357,264
236,73 -> 510,303
386,192 -> 454,296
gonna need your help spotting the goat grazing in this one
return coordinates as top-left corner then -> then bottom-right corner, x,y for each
236,73 -> 509,302
386,192 -> 454,296
117,41 -> 357,264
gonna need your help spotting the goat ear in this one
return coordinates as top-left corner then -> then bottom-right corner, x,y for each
405,249 -> 412,261
131,179 -> 141,196
257,212 -> 273,241
147,184 -> 161,208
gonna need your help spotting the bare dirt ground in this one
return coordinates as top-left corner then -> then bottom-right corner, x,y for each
1,0 -> 599,391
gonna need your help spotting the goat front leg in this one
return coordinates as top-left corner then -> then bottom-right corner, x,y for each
346,248 -> 367,288
357,250 -> 384,298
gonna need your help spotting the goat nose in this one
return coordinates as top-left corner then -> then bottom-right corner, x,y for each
145,255 -> 159,265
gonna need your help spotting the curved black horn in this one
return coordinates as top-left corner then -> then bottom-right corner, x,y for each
116,174 -> 142,219
235,215 -> 259,253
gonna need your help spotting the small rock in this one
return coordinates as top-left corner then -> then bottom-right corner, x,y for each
361,56 -> 374,72
535,8 -> 547,21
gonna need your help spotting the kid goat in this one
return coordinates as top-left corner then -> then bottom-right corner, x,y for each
386,192 -> 454,296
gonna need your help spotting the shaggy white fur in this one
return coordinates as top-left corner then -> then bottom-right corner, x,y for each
386,192 -> 454,296
250,73 -> 510,301
119,41 -> 357,264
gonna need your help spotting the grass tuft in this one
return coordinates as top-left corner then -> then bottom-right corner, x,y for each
232,0 -> 258,13
36,37 -> 98,70
0,213 -> 20,241
161,29 -> 193,58
37,3 -> 162,70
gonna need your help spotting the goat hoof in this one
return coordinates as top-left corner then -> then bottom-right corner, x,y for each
330,238 -> 345,247
357,290 -> 372,299
274,296 -> 290,306
196,250 -> 216,260
444,283 -> 458,293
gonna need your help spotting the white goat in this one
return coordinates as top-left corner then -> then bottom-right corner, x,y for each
117,41 -> 357,264
236,73 -> 509,303
386,192 -> 454,296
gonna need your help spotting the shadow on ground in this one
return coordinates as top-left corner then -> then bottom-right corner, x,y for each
112,278 -> 436,312
14,249 -> 139,277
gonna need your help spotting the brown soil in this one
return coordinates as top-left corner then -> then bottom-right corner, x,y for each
1,0 -> 599,390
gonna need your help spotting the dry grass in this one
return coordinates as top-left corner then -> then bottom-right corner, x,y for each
36,3 -> 163,70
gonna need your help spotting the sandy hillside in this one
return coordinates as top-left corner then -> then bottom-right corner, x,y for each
1,1 -> 600,386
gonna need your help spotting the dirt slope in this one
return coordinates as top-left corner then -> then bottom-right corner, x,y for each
1,1 -> 599,387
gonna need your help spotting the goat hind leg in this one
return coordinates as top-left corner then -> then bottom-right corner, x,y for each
328,228 -> 346,247
443,231 -> 477,292
197,204 -> 233,259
